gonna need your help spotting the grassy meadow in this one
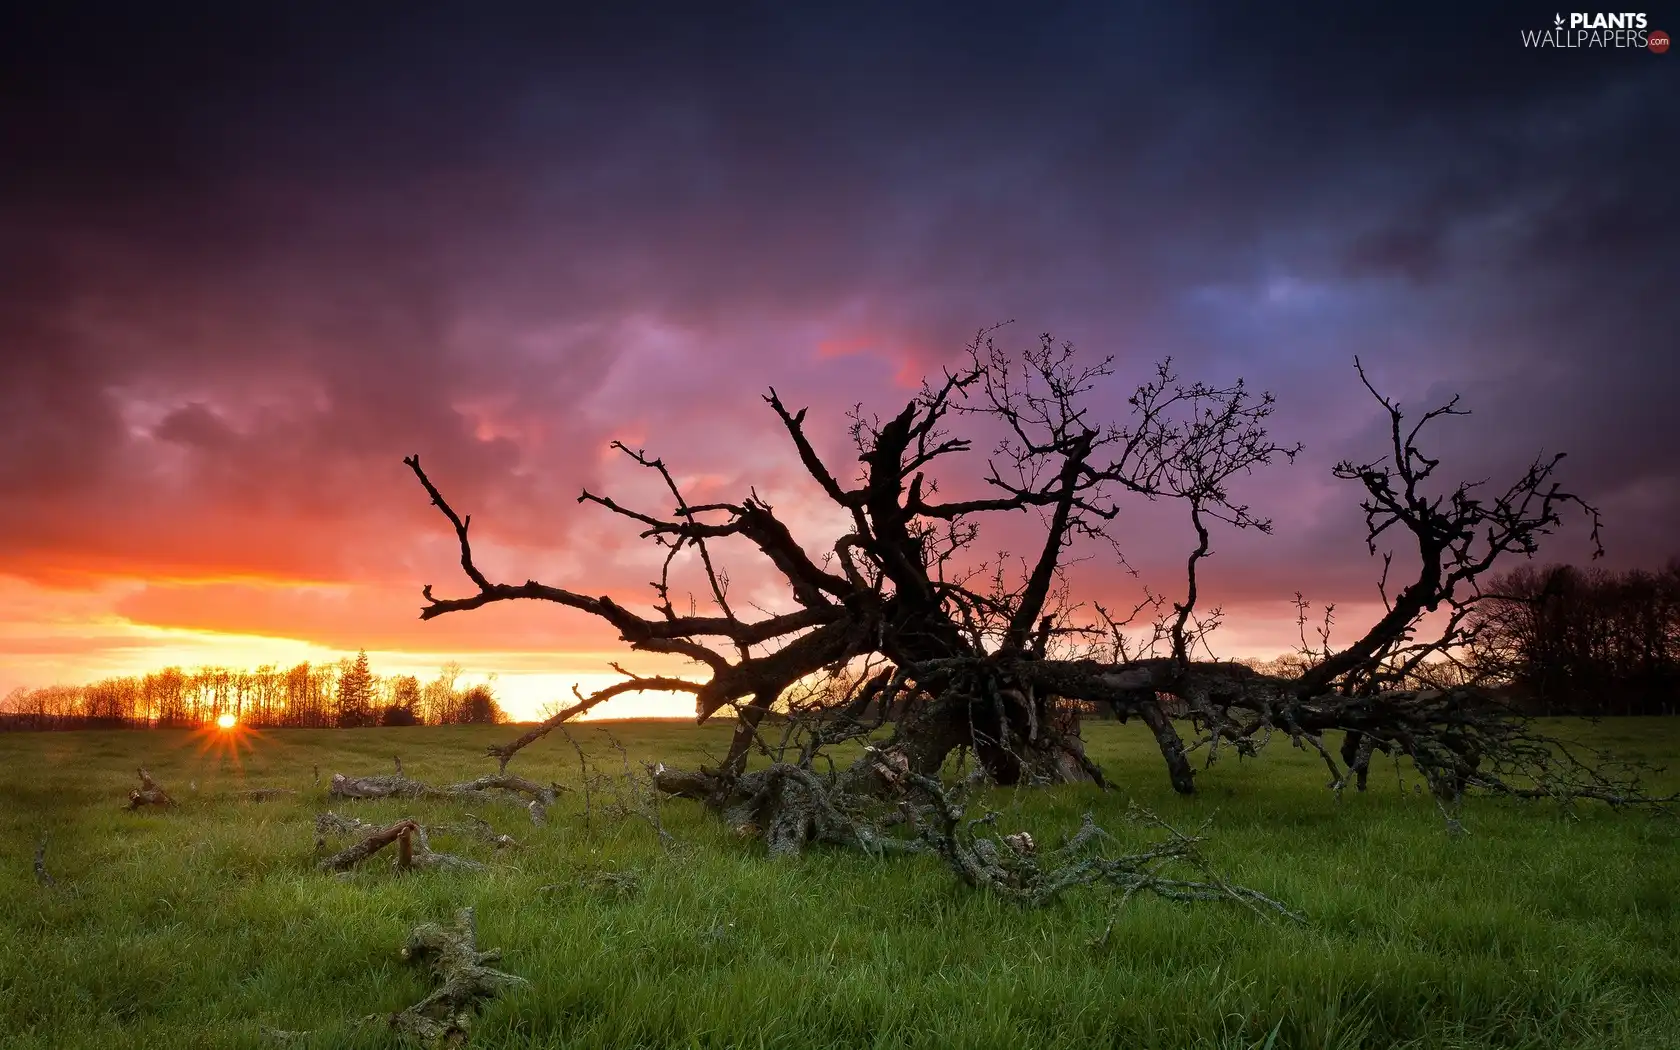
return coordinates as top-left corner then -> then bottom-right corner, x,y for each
1,717 -> 1676,1050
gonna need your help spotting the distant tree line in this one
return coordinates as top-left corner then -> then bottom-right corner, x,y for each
1237,561 -> 1680,717
1466,561 -> 1680,716
0,651 -> 509,731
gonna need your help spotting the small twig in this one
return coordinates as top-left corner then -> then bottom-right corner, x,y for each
560,724 -> 594,832
34,836 -> 54,887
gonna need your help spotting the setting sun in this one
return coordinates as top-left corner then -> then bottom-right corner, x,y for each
215,713 -> 237,730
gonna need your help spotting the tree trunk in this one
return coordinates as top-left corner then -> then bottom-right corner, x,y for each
1340,729 -> 1371,791
722,695 -> 772,777
1136,697 -> 1196,795
875,686 -> 1101,789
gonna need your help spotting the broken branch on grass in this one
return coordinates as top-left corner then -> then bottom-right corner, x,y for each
655,750 -> 1300,920
316,811 -> 520,854
656,760 -> 916,858
328,770 -> 565,825
313,812 -> 491,874
383,907 -> 528,1047
264,907 -> 526,1049
125,767 -> 176,810
316,816 -> 420,872
902,773 -> 1303,920
487,670 -> 704,773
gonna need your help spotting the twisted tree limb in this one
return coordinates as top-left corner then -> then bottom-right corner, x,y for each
903,772 -> 1303,920
125,767 -> 176,810
314,813 -> 493,873
655,750 -> 1301,921
486,669 -> 702,773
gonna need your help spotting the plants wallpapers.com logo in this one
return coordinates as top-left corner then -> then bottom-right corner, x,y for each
1521,11 -> 1670,49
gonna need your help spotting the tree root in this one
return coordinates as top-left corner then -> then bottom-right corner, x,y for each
329,771 -> 562,825
314,813 -> 501,874
655,762 -> 894,857
125,767 -> 176,810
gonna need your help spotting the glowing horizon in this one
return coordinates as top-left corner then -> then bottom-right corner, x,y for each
2,587 -> 1410,723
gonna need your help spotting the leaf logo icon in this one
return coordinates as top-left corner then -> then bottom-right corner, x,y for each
1554,13 -> 1566,26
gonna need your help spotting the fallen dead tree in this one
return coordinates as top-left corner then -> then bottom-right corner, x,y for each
328,766 -> 563,825
125,768 -> 176,810
414,335 -> 1674,819
401,329 -> 1673,926
314,812 -> 514,874
264,907 -> 525,1048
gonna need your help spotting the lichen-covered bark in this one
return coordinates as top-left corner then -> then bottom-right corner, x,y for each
1136,697 -> 1195,795
387,908 -> 527,1047
265,908 -> 525,1048
329,771 -> 560,824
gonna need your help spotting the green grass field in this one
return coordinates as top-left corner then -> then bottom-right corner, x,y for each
1,718 -> 1676,1050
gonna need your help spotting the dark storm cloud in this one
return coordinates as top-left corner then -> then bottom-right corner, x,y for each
0,1 -> 1672,655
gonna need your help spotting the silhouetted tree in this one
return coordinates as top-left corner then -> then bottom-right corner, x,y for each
452,683 -> 507,726
380,673 -> 424,726
422,662 -> 464,725
1470,561 -> 1680,715
337,650 -> 376,728
0,655 -> 508,731
409,330 -> 1666,815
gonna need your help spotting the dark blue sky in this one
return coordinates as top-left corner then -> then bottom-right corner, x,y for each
0,2 -> 1673,697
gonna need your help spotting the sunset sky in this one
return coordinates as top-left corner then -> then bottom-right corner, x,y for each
2,5 -> 1674,721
